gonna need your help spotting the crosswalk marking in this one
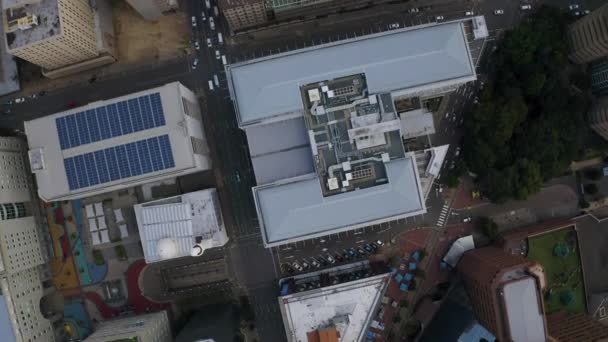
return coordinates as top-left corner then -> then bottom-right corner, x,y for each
436,203 -> 450,227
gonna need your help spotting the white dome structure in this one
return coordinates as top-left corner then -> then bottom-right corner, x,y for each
157,238 -> 180,260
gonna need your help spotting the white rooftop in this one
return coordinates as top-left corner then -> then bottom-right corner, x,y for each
279,273 -> 389,342
24,82 -> 211,201
227,21 -> 475,126
502,277 -> 546,342
134,188 -> 228,263
442,235 -> 475,267
254,156 -> 426,247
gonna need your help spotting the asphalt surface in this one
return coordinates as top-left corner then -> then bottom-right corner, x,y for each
2,0 -> 606,341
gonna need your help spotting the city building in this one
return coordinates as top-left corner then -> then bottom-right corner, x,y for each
126,0 -> 179,21
267,0 -> 388,21
458,246 -> 549,342
0,136 -> 57,342
588,96 -> 608,140
0,9 -> 19,96
226,21 -> 476,247
1,0 -> 116,78
134,188 -> 229,264
219,0 -> 267,32
279,272 -> 390,342
567,3 -> 608,64
592,57 -> 608,95
83,310 -> 172,342
24,82 -> 212,202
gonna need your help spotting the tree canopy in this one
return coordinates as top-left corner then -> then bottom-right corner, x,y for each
463,6 -> 589,202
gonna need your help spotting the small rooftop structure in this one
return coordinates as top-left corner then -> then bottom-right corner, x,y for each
472,16 -> 489,40
502,276 -> 546,342
134,188 -> 228,263
2,0 -> 61,50
443,235 -> 475,268
279,273 -> 389,342
399,108 -> 436,139
24,82 -> 211,201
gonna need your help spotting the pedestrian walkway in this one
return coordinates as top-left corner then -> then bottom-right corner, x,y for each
436,202 -> 450,227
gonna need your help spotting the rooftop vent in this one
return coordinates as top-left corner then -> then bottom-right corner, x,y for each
28,148 -> 45,171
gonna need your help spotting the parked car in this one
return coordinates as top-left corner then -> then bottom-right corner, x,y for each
213,6 -> 219,16
520,4 -> 531,10
311,259 -> 321,268
301,261 -> 310,269
388,23 -> 400,29
583,10 -> 590,14
364,244 -> 374,253
221,55 -> 227,65
205,0 -> 211,9
463,217 -> 472,223
493,9 -> 504,15
192,58 -> 199,69
292,262 -> 302,272
569,4 -> 579,10
326,255 -> 336,264
375,240 -> 384,247
436,15 -> 444,20
201,11 -> 206,21
334,253 -> 344,262
465,11 -> 474,16
207,38 -> 212,47
14,97 -> 25,104
191,16 -> 197,27
370,242 -> 379,250
218,33 -> 223,44
357,247 -> 367,256
346,248 -> 357,258
213,74 -> 219,87
209,17 -> 215,30
208,80 -> 214,90
408,7 -> 419,13
455,146 -> 461,157
215,50 -> 221,59
194,41 -> 200,50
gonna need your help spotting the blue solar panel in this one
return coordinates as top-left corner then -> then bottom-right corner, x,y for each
56,93 -> 166,150
64,135 -> 176,191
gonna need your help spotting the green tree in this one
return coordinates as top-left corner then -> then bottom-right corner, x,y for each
446,175 -> 460,188
584,168 -> 602,181
479,217 -> 499,241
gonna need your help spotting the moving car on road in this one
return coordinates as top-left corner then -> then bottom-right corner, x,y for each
465,11 -> 474,16
208,80 -> 214,91
209,17 -> 215,30
520,4 -> 531,10
388,23 -> 400,29
215,50 -> 220,59
436,15 -> 444,20
207,38 -> 212,47
192,58 -> 199,69
493,9 -> 504,15
194,41 -> 200,50
201,11 -> 206,21
213,74 -> 219,87
408,7 -> 419,13
569,4 -> 579,10
205,0 -> 211,9
191,16 -> 196,27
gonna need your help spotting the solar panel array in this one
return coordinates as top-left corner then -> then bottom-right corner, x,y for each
56,93 -> 165,150
63,135 -> 175,191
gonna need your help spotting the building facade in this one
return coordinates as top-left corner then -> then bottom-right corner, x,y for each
458,246 -> 549,341
0,136 -> 56,342
589,96 -> 608,140
567,3 -> 608,64
83,311 -> 172,342
219,0 -> 267,32
126,0 -> 179,21
592,57 -> 608,95
24,82 -> 212,201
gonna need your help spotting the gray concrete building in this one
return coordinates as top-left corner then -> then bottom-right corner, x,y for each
590,96 -> 608,140
568,3 -> 608,64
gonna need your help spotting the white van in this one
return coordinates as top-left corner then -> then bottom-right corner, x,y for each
218,33 -> 223,45
205,0 -> 211,10
221,55 -> 227,65
213,75 -> 219,87
213,6 -> 219,17
208,80 -> 214,90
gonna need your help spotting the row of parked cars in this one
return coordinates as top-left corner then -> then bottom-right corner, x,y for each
286,240 -> 385,274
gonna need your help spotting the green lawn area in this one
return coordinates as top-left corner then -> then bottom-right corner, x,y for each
527,227 -> 586,315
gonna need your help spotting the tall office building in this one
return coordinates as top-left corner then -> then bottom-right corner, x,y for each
0,136 -> 57,342
24,82 -> 212,201
458,246 -> 549,342
567,3 -> 608,64
219,0 -> 267,32
125,0 -> 179,21
83,311 -> 172,342
589,96 -> 608,140
591,57 -> 608,95
1,0 -> 116,77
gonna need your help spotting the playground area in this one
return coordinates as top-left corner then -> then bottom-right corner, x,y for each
527,227 -> 586,315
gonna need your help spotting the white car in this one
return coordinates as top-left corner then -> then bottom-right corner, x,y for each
409,8 -> 419,13
221,55 -> 227,65
205,0 -> 211,9
569,4 -> 579,10
192,58 -> 199,69
520,4 -> 531,10
191,16 -> 196,27
194,41 -> 200,50
209,17 -> 215,30
583,10 -> 590,14
14,97 -> 24,104
575,11 -> 581,16
463,217 -> 472,223
213,74 -> 219,87
206,38 -> 212,47
213,6 -> 219,16
388,23 -> 400,29
465,11 -> 474,16
436,15 -> 444,20
494,9 -> 504,15
208,80 -> 214,91
455,146 -> 461,157
218,33 -> 223,44
201,11 -> 206,21
215,50 -> 220,59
